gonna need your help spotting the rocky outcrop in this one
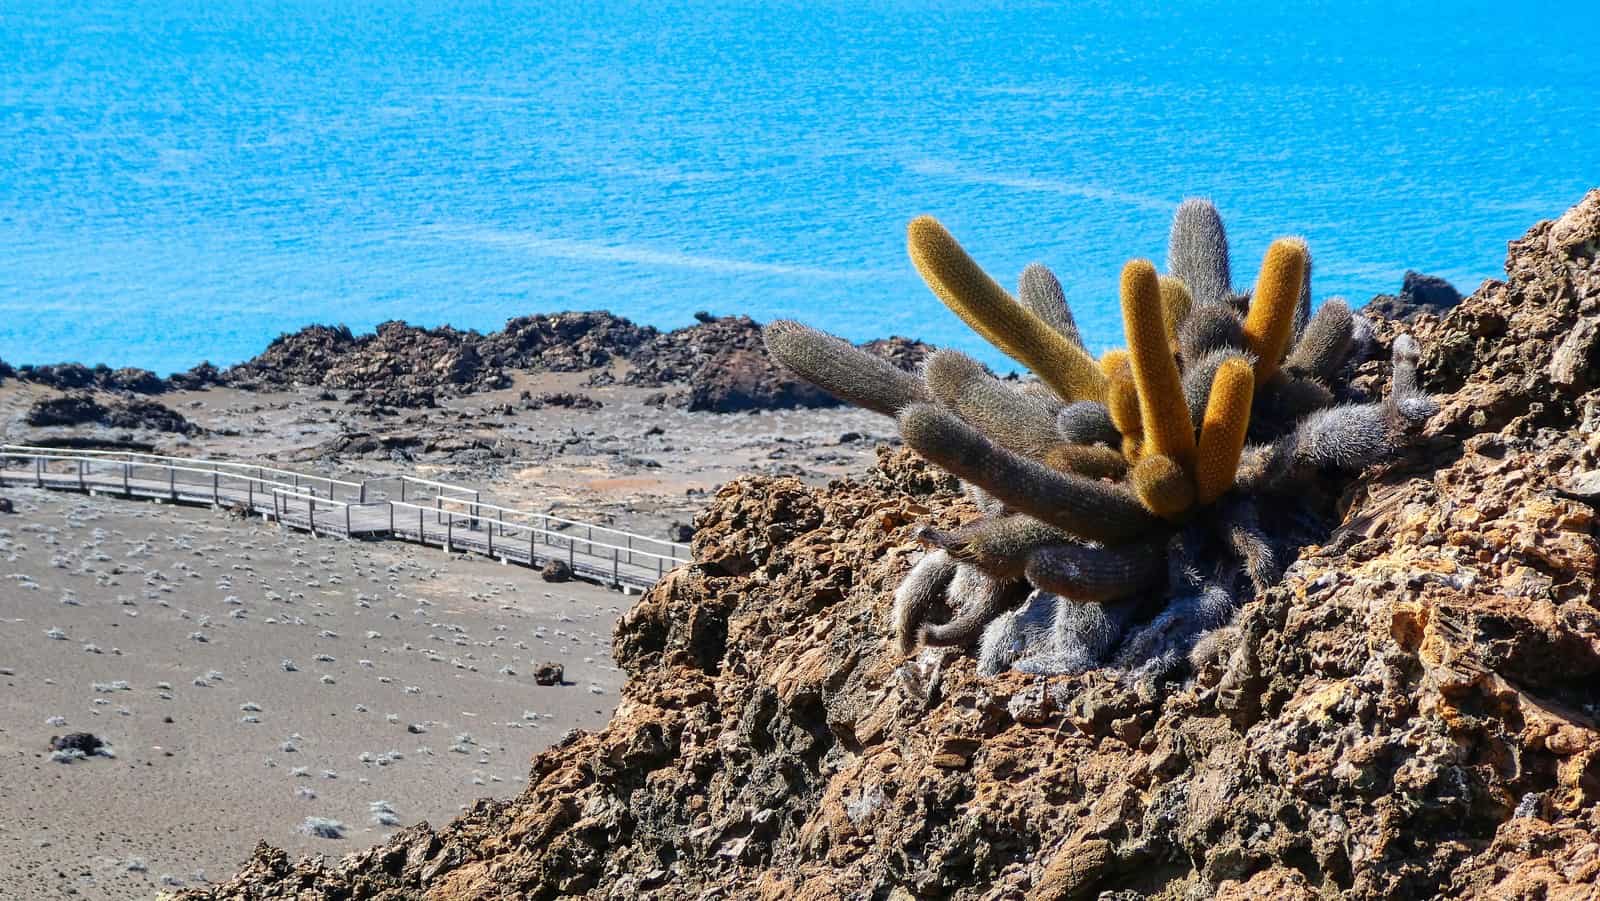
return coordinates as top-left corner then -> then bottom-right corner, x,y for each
629,313 -> 934,413
176,190 -> 1600,899
221,313 -> 656,396
479,311 -> 658,373
1366,270 -> 1465,323
24,394 -> 199,435
11,362 -> 167,394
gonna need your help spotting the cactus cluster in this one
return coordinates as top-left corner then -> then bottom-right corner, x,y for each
763,200 -> 1438,679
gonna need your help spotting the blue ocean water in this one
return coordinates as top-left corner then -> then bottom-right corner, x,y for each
1,1 -> 1596,376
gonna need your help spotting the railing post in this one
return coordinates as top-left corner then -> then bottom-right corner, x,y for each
36,457 -> 43,488
446,514 -> 452,552
627,534 -> 633,567
435,496 -> 441,525
658,556 -> 664,579
124,463 -> 131,497
308,498 -> 315,534
613,548 -> 619,585
529,530 -> 535,562
419,507 -> 424,542
169,467 -> 176,500
488,523 -> 494,556
213,471 -> 219,505
568,539 -> 575,570
587,526 -> 593,556
78,459 -> 85,491
389,503 -> 394,534
400,479 -> 406,502
248,479 -> 254,509
360,482 -> 367,503
345,504 -> 351,535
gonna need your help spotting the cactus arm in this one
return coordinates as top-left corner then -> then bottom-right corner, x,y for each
1101,351 -> 1144,458
922,567 -> 1029,648
1055,401 -> 1121,447
763,320 -> 930,416
1291,236 -> 1313,342
924,349 -> 1061,459
906,217 -> 1108,402
891,550 -> 956,655
1194,356 -> 1255,504
1024,541 -> 1165,602
1122,260 -> 1198,471
1043,443 -> 1129,480
1167,198 -> 1233,308
1282,297 -> 1353,381
916,516 -> 1072,580
1129,454 -> 1197,518
1018,263 -> 1083,348
1179,303 -> 1247,362
1158,275 -> 1193,349
899,404 -> 1156,543
1241,239 -> 1309,384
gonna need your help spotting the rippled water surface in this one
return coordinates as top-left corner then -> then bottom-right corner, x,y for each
2,1 -> 1596,374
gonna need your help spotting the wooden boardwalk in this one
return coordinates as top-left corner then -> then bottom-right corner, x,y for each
0,445 -> 689,591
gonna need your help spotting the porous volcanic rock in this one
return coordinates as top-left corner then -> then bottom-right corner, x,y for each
184,192 -> 1600,899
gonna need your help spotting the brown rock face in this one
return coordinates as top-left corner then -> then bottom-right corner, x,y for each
184,192 -> 1600,900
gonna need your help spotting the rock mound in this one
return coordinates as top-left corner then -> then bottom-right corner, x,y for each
12,362 -> 167,394
24,394 -> 199,435
222,312 -> 656,396
628,313 -> 934,413
183,191 -> 1600,900
1366,269 -> 1465,322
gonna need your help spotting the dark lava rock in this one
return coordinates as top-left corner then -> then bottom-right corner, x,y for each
667,521 -> 694,543
0,358 -> 12,382
50,732 -> 104,755
1366,270 -> 1464,322
629,314 -> 933,413
520,391 -> 602,410
533,662 -> 565,686
479,311 -> 657,373
540,559 -> 573,583
167,362 -> 223,391
223,324 -> 359,389
24,394 -> 199,434
16,363 -> 166,394
0,497 -> 13,514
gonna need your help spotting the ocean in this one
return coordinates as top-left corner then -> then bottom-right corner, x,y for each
1,0 -> 1596,376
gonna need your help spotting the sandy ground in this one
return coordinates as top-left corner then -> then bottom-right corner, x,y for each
0,486 -> 630,899
0,369 -> 890,899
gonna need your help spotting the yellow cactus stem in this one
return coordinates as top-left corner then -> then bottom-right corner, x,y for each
1102,350 -> 1142,441
1158,275 -> 1193,349
1043,443 -> 1129,480
1194,356 -> 1255,504
1130,454 -> 1196,519
1242,238 -> 1309,385
907,216 -> 1108,403
1121,259 -> 1197,472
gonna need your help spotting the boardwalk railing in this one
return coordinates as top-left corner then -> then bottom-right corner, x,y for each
0,445 -> 689,591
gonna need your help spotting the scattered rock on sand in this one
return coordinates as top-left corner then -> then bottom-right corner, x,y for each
49,732 -> 106,756
540,559 -> 573,583
533,663 -> 564,686
0,496 -> 13,514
